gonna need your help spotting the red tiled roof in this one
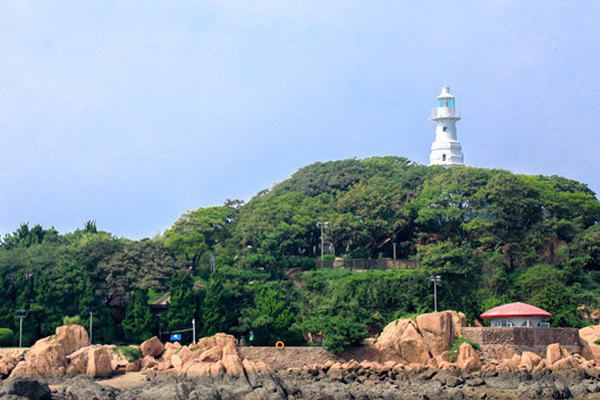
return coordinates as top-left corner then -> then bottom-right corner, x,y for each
480,302 -> 552,319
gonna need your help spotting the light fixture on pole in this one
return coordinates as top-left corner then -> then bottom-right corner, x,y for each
85,307 -> 97,344
16,310 -> 27,348
392,237 -> 397,260
429,275 -> 442,312
316,222 -> 329,261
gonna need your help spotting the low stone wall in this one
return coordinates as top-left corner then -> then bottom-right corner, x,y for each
239,346 -> 381,370
240,347 -> 339,370
462,327 -> 581,359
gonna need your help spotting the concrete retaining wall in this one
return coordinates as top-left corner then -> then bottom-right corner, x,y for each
462,327 -> 581,359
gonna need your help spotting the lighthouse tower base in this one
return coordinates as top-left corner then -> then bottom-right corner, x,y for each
430,141 -> 464,166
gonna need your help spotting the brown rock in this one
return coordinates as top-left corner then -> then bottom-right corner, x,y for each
456,342 -> 482,370
171,354 -> 183,370
156,359 -> 173,371
86,347 -> 112,378
198,346 -> 222,362
176,347 -> 195,364
580,325 -> 600,362
221,342 -> 244,377
66,346 -> 92,375
552,355 -> 580,371
140,336 -> 164,358
519,351 -> 542,371
416,311 -> 466,356
55,325 -> 90,355
10,340 -> 66,376
399,322 -> 432,364
141,355 -> 159,370
10,324 -> 90,377
546,343 -> 570,366
182,361 -> 212,376
125,360 -> 141,372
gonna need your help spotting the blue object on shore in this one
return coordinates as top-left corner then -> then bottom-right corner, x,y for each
170,334 -> 182,341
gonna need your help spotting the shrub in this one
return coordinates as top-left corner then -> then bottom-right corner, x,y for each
113,346 -> 141,362
62,315 -> 81,326
594,339 -> 600,345
447,337 -> 480,362
0,328 -> 14,347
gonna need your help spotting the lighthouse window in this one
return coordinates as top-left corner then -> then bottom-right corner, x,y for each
442,154 -> 447,162
443,126 -> 448,132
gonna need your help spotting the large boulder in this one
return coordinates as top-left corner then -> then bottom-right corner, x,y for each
546,343 -> 570,367
86,347 -> 112,377
580,324 -> 600,362
456,342 -> 481,370
416,310 -> 466,355
375,311 -> 466,365
140,336 -> 164,358
54,325 -> 89,355
10,325 -> 89,377
65,346 -> 93,375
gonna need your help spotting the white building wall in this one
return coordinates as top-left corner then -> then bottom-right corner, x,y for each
489,317 -> 547,328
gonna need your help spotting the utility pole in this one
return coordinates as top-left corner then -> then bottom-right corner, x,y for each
429,275 -> 442,312
16,310 -> 27,348
85,307 -> 97,344
316,222 -> 329,261
192,318 -> 196,344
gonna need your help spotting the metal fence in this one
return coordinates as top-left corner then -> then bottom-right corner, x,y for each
315,258 -> 417,271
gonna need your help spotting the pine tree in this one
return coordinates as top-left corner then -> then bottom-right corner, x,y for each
121,289 -> 155,343
165,273 -> 196,336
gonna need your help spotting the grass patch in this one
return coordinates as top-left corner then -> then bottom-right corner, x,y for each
447,337 -> 480,362
113,346 -> 141,362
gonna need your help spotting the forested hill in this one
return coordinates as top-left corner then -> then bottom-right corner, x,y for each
2,156 -> 600,351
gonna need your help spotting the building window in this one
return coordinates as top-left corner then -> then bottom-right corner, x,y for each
442,154 -> 447,162
443,126 -> 448,132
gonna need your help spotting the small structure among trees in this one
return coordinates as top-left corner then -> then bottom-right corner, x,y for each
480,302 -> 552,328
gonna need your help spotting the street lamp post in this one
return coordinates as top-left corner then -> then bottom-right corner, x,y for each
192,318 -> 196,344
316,222 -> 329,261
392,238 -> 397,260
16,310 -> 27,348
429,275 -> 442,312
85,307 -> 97,344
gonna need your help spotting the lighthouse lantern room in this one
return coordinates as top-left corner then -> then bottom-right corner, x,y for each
429,86 -> 464,166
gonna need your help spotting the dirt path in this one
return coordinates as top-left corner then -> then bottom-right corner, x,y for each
95,372 -> 148,389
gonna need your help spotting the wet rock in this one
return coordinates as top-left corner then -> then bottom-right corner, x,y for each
0,376 -> 51,400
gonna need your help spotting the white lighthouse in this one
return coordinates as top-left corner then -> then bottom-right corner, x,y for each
429,86 -> 464,166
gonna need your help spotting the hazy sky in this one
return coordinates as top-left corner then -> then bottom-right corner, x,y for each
1,1 -> 599,239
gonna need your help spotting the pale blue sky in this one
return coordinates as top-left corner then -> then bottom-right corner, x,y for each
1,1 -> 599,239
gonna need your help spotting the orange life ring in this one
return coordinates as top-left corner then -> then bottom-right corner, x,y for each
275,341 -> 285,350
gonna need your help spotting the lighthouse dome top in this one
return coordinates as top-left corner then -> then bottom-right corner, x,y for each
437,86 -> 455,99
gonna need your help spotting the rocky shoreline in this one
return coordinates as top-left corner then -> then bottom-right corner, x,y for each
3,367 -> 600,399
6,310 -> 600,399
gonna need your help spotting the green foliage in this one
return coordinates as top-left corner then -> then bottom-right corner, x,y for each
121,290 -> 155,343
239,281 -> 302,345
62,315 -> 81,326
594,339 -> 600,345
165,273 -> 196,338
1,157 -> 600,347
113,346 -> 141,362
0,328 -> 14,346
448,337 -> 480,362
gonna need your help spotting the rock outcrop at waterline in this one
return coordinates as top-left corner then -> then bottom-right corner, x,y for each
6,310 -> 600,383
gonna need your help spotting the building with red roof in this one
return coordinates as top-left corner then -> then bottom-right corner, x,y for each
480,302 -> 552,328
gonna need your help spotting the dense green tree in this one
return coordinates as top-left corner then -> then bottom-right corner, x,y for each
122,289 -> 155,343
165,273 -> 196,337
